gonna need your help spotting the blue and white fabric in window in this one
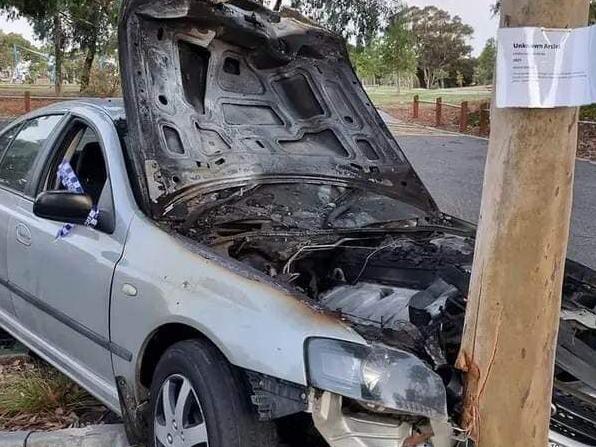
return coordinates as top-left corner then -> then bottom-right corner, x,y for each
56,160 -> 99,238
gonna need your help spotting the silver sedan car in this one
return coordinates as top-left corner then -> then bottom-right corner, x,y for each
0,1 -> 592,446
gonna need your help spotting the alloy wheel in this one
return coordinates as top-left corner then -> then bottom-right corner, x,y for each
154,374 -> 209,447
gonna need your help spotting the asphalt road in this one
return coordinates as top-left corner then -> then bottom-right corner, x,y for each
1,118 -> 594,269
397,135 -> 596,270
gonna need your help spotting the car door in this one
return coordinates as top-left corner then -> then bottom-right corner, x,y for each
0,123 -> 24,318
6,115 -> 125,404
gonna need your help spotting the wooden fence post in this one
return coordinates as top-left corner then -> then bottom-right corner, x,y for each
435,97 -> 442,127
413,95 -> 419,119
24,91 -> 31,113
460,101 -> 469,133
479,102 -> 490,136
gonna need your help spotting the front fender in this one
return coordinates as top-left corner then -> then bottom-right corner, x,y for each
110,215 -> 365,400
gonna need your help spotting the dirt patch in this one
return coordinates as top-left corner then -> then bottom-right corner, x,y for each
0,356 -> 118,432
383,102 -> 490,137
0,98 -> 63,117
382,104 -> 595,161
578,122 -> 596,160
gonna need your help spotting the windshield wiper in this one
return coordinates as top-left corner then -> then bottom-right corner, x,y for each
323,189 -> 364,228
356,218 -> 421,230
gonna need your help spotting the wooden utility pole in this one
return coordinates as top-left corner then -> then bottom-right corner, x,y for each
455,1 -> 589,446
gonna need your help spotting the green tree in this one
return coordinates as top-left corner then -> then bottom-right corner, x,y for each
434,68 -> 449,89
349,41 -> 387,85
456,71 -> 465,88
0,0 -> 118,94
68,0 -> 118,92
290,0 -> 396,47
0,31 -> 38,78
449,57 -> 476,87
0,0 -> 69,94
405,6 -> 474,89
28,57 -> 49,82
347,4 -> 417,89
381,6 -> 417,89
475,37 -> 496,85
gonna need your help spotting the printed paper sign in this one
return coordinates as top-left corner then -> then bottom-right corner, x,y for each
496,26 -> 596,108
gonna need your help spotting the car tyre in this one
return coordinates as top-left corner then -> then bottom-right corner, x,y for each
149,339 -> 278,447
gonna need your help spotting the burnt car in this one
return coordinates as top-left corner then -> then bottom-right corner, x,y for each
0,1 -> 591,446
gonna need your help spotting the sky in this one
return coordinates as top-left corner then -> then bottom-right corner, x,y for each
1,0 -> 498,57
0,14 -> 39,44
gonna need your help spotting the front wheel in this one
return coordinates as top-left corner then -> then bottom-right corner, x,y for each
149,339 -> 278,447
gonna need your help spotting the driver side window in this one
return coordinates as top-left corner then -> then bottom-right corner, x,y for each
43,121 -> 115,233
46,126 -> 106,201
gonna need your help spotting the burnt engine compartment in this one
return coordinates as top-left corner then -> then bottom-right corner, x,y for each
225,230 -> 596,443
171,183 -> 596,443
224,228 -> 475,417
172,183 -> 477,416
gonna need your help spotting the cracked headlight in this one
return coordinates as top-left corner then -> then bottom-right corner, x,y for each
306,338 -> 448,421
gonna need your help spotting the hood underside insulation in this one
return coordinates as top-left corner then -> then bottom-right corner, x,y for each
119,0 -> 437,217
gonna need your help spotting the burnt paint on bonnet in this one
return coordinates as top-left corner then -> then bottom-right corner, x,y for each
118,0 -> 438,219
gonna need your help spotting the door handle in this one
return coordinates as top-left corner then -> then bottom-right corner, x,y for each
15,223 -> 32,246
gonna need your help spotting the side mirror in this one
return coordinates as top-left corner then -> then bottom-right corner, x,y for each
33,191 -> 93,225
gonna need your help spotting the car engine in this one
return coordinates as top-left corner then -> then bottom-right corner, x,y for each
169,182 -> 596,444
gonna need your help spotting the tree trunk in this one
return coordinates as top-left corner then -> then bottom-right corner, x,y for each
455,1 -> 589,446
80,38 -> 98,93
53,12 -> 63,96
80,7 -> 101,93
423,67 -> 431,89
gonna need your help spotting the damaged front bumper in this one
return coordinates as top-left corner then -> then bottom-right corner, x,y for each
312,392 -> 459,447
311,392 -> 591,447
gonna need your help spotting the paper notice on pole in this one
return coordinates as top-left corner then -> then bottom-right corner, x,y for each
496,26 -> 596,108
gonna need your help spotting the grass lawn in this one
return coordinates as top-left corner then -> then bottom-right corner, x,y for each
365,85 -> 492,107
0,83 -> 82,97
0,82 -> 494,105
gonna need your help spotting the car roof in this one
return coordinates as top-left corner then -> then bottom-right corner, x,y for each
27,98 -> 126,122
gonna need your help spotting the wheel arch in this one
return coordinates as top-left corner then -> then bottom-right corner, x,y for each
138,322 -> 228,389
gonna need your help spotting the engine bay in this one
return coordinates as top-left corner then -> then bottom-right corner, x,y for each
167,181 -> 596,444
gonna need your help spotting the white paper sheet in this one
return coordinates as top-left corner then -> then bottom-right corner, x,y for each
496,25 -> 596,108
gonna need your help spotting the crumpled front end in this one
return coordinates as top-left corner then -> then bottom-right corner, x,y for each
312,392 -> 456,447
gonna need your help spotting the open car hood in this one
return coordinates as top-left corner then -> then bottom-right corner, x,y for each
119,0 -> 438,217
